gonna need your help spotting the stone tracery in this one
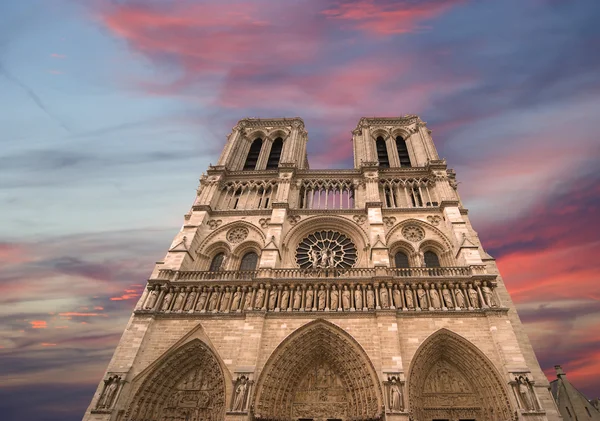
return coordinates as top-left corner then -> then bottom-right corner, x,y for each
254,320 -> 382,421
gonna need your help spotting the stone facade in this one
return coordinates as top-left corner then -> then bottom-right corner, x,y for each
83,116 -> 561,421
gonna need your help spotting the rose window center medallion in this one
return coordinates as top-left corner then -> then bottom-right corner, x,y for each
296,230 -> 358,269
227,227 -> 248,243
402,225 -> 425,242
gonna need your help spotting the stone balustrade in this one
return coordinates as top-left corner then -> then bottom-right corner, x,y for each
137,278 -> 501,315
156,265 -> 487,282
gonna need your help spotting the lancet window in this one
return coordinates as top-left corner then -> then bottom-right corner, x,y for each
394,251 -> 410,268
376,136 -> 390,168
240,252 -> 259,271
209,253 -> 225,271
299,179 -> 355,209
380,178 -> 438,208
243,138 -> 263,170
219,180 -> 278,210
424,251 -> 441,268
266,137 -> 283,169
395,136 -> 411,167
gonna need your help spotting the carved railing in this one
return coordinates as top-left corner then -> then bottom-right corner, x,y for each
156,266 -> 486,282
137,278 -> 501,315
379,177 -> 439,208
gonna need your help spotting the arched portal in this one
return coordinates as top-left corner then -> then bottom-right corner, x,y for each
125,339 -> 226,421
254,320 -> 383,421
408,329 -> 513,421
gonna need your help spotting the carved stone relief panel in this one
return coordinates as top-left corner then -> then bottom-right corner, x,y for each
292,360 -> 348,419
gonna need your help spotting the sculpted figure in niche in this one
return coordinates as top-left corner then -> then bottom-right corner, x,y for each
281,286 -> 290,310
328,249 -> 336,267
98,376 -> 120,409
318,286 -> 326,310
389,379 -> 403,412
455,286 -> 466,309
405,285 -> 415,309
354,285 -> 363,309
184,288 -> 196,311
310,249 -> 319,269
196,287 -> 208,311
342,285 -> 351,310
220,287 -> 232,311
293,287 -> 302,310
320,248 -> 330,267
517,376 -> 536,411
417,284 -> 428,309
243,288 -> 253,310
268,287 -> 277,310
482,281 -> 496,307
144,286 -> 159,310
429,284 -> 441,309
380,284 -> 389,308
254,285 -> 265,309
442,284 -> 453,309
208,288 -> 219,311
330,285 -> 339,309
161,288 -> 174,311
233,377 -> 249,412
305,286 -> 314,310
468,283 -> 479,308
366,285 -> 375,309
173,288 -> 185,311
393,284 -> 402,308
231,287 -> 242,311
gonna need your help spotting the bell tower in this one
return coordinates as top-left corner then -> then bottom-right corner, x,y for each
83,115 -> 560,421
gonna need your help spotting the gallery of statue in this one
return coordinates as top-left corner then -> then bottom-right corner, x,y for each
83,116 -> 560,421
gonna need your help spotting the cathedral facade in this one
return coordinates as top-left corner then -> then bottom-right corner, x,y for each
83,116 -> 560,421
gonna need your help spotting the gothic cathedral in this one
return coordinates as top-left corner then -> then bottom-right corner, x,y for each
83,116 -> 560,421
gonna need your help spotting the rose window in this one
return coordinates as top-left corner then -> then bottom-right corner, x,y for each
296,230 -> 358,269
227,227 -> 248,243
402,225 -> 425,242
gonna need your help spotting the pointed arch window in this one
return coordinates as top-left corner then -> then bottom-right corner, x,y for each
209,252 -> 225,271
394,251 -> 410,268
240,252 -> 259,271
376,136 -> 390,168
395,136 -> 411,167
243,138 -> 263,170
424,251 -> 440,268
266,137 -> 283,169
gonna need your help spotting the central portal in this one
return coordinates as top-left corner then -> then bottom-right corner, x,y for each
253,320 -> 383,421
292,360 -> 347,420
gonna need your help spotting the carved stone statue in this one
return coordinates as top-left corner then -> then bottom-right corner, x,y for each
481,281 -> 496,307
342,285 -> 351,310
233,377 -> 248,411
305,286 -> 314,310
281,286 -> 290,310
517,376 -> 535,411
380,284 -> 389,308
366,285 -> 375,309
417,284 -> 428,309
392,284 -> 402,308
429,284 -> 441,309
220,252 -> 229,270
293,288 -> 302,310
231,287 -> 241,311
328,249 -> 336,267
208,288 -> 219,311
320,248 -> 330,267
196,287 -> 208,311
98,376 -> 120,409
144,287 -> 158,310
254,285 -> 265,309
468,284 -> 479,308
442,284 -> 453,309
173,288 -> 185,311
220,287 -> 232,311
389,379 -> 403,412
310,249 -> 319,269
330,285 -> 339,309
243,288 -> 253,310
405,285 -> 415,309
455,286 -> 466,309
268,288 -> 277,310
317,286 -> 326,310
354,285 -> 363,309
161,288 -> 174,311
184,288 -> 196,311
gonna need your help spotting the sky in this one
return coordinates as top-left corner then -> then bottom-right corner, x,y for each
1,0 -> 599,419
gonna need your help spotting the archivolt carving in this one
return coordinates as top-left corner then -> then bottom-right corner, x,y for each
386,218 -> 453,250
125,339 -> 226,421
407,329 -> 513,421
254,320 -> 382,421
196,221 -> 265,257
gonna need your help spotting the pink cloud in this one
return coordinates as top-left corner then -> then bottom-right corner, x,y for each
41,343 -> 57,347
30,320 -> 47,329
322,0 -> 465,35
58,312 -> 107,317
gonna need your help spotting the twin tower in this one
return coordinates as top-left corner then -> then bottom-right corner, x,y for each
83,116 -> 559,421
